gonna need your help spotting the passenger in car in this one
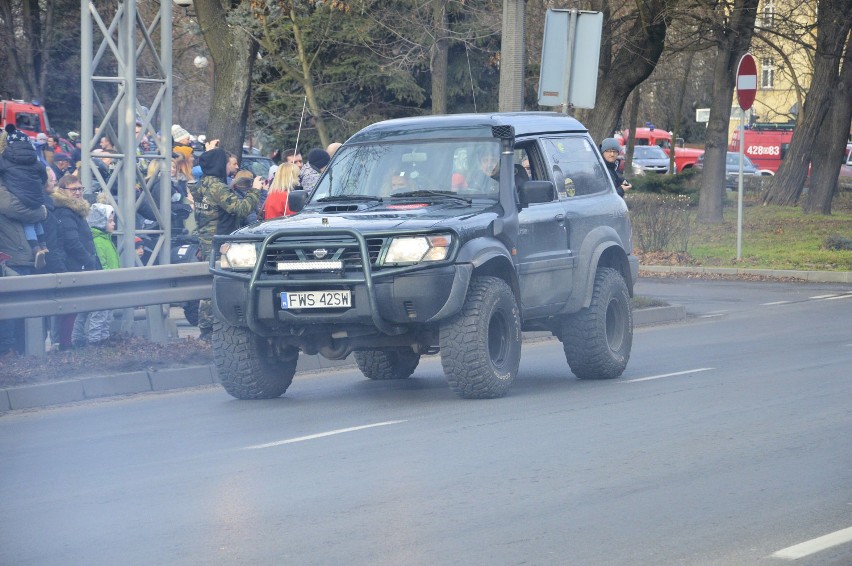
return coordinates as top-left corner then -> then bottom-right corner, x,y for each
379,169 -> 414,196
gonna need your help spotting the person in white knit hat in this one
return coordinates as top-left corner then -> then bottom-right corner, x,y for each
171,124 -> 193,160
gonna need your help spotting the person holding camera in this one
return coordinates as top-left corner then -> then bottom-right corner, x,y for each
192,138 -> 262,339
600,138 -> 631,198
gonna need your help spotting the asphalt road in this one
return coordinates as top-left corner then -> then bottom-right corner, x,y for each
1,279 -> 850,565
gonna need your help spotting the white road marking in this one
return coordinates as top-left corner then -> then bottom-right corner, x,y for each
762,301 -> 791,306
823,294 -> 852,301
699,314 -> 726,319
770,526 -> 852,560
244,420 -> 407,450
810,293 -> 842,299
623,368 -> 714,383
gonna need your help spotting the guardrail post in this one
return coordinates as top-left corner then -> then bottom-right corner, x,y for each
145,305 -> 169,343
24,318 -> 46,356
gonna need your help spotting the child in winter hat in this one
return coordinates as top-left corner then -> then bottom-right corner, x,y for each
0,124 -> 50,268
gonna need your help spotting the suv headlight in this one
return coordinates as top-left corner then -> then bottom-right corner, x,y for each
219,242 -> 258,270
383,234 -> 452,265
631,163 -> 645,176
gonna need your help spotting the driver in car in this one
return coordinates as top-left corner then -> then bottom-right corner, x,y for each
465,145 -> 500,194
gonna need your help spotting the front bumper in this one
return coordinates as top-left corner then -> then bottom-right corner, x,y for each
210,229 -> 472,336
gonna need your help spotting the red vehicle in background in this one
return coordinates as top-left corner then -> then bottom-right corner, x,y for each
728,123 -> 794,176
1,99 -> 50,140
621,126 -> 704,173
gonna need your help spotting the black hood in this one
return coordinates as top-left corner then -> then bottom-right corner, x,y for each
199,148 -> 228,181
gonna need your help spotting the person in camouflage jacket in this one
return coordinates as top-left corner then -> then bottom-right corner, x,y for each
192,140 -> 261,338
191,141 -> 261,259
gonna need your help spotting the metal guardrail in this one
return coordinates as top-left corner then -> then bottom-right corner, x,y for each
0,262 -> 212,320
0,263 -> 212,356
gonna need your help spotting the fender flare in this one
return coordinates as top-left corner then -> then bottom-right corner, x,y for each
567,226 -> 631,312
456,236 -> 519,291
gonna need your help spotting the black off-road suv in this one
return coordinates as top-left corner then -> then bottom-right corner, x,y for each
210,112 -> 638,399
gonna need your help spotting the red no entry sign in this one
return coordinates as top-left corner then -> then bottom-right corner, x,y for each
736,53 -> 757,111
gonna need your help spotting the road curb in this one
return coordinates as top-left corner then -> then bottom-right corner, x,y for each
0,304 -> 687,412
640,265 -> 852,283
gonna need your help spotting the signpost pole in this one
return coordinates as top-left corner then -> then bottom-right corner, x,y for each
737,109 -> 745,260
561,9 -> 578,115
734,53 -> 757,262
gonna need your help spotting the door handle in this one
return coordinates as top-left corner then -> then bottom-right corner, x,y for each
555,213 -> 565,222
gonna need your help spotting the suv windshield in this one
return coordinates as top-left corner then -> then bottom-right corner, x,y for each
310,140 -> 502,203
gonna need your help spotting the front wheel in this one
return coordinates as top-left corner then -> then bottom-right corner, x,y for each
440,276 -> 521,399
562,267 -> 632,380
354,349 -> 421,380
213,320 -> 298,399
182,300 -> 200,327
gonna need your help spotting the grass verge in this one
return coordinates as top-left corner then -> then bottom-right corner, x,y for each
630,189 -> 852,271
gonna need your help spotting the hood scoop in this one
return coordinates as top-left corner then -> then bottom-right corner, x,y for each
321,204 -> 361,213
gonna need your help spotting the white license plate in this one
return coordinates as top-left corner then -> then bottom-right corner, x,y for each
281,290 -> 351,309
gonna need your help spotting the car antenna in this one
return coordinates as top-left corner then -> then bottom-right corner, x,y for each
294,95 -> 307,157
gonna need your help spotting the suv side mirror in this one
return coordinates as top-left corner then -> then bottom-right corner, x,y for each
518,180 -> 555,207
287,190 -> 308,213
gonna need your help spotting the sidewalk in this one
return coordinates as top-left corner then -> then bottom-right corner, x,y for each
0,304 -> 686,412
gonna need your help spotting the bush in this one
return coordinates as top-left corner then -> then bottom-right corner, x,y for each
628,169 -> 701,197
626,192 -> 692,253
824,235 -> 852,251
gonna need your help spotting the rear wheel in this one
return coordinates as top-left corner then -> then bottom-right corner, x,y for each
562,267 -> 632,380
354,349 -> 421,380
440,276 -> 521,399
213,320 -> 297,399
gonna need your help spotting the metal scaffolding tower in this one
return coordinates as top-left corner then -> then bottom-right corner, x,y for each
80,0 -> 174,338
80,0 -> 173,267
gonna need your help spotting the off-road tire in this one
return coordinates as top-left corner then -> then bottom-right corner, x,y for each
562,267 -> 632,380
354,349 -> 421,380
183,301 -> 200,327
440,276 -> 521,399
213,320 -> 298,399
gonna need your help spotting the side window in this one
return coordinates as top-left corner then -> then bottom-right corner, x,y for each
513,147 -> 532,188
543,136 -> 611,197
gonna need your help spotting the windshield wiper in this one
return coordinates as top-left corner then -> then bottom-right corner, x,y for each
316,195 -> 384,203
390,190 -> 471,203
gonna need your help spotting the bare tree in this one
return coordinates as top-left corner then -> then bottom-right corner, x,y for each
0,0 -> 58,101
763,0 -> 852,206
574,0 -> 674,142
193,0 -> 259,156
695,0 -> 760,224
803,30 -> 852,214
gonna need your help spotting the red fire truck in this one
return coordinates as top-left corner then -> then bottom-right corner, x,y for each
621,126 -> 704,173
0,99 -> 50,140
728,123 -> 794,176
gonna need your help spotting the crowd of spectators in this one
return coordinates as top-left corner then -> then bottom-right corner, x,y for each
0,120 -> 340,354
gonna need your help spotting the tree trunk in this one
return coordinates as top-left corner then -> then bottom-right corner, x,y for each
624,86 -> 640,173
576,0 -> 672,142
671,51 -> 695,173
696,0 -> 760,224
194,0 -> 259,157
431,0 -> 449,115
803,30 -> 852,214
763,0 -> 852,206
